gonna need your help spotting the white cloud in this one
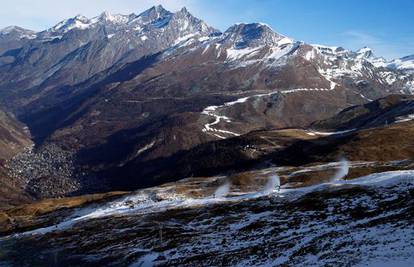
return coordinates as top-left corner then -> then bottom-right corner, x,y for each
342,31 -> 380,46
341,30 -> 413,60
0,0 -> 200,31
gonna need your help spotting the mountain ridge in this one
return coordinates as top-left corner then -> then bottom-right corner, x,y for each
0,5 -> 413,198
2,5 -> 412,66
1,5 -> 414,266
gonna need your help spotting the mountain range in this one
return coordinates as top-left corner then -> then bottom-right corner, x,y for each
1,5 -> 414,266
0,5 -> 414,200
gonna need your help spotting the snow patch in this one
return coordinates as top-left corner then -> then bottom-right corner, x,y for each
307,129 -> 356,136
226,46 -> 263,61
304,49 -> 316,61
394,114 -> 414,123
136,141 -> 156,156
174,33 -> 198,45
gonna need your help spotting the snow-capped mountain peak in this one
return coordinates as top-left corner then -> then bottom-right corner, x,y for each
312,44 -> 348,55
98,11 -> 114,21
354,47 -> 388,67
353,47 -> 414,71
179,7 -> 190,14
223,23 -> 286,49
94,11 -> 130,24
0,26 -> 36,38
49,15 -> 92,33
174,6 -> 196,20
388,55 -> 414,73
356,47 -> 375,58
1,5 -> 413,98
1,26 -> 25,34
135,5 -> 172,25
40,5 -> 218,47
169,7 -> 219,35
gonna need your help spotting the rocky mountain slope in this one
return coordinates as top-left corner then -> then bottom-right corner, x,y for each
0,6 -> 218,113
0,110 -> 31,161
1,167 -> 414,266
0,109 -> 32,209
312,94 -> 414,130
0,5 -> 414,197
101,95 -> 414,190
0,26 -> 36,56
0,6 -> 413,265
0,166 -> 32,210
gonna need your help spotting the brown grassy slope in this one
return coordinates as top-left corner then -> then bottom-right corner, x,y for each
0,110 -> 32,160
0,191 -> 128,234
0,166 -> 32,209
0,110 -> 33,209
311,94 -> 414,131
274,121 -> 414,166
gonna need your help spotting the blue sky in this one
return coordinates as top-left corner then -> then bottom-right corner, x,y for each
0,0 -> 413,59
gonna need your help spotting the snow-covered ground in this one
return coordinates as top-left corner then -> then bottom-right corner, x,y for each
0,165 -> 414,266
3,168 -> 413,234
1,165 -> 414,266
